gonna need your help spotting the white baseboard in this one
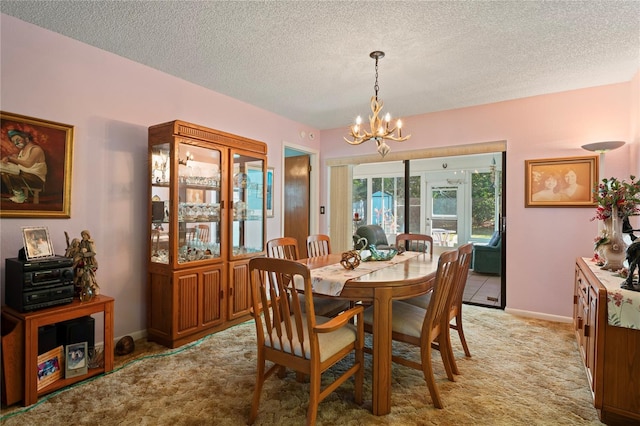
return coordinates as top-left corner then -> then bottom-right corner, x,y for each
505,307 -> 572,324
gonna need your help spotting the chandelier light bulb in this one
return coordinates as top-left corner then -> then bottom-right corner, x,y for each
356,116 -> 362,125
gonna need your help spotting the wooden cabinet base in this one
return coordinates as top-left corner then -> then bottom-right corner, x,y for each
574,258 -> 640,424
147,314 -> 249,349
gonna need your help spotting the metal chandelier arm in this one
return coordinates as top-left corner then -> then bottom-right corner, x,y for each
344,96 -> 411,145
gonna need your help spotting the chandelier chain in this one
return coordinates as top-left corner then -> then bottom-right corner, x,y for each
374,57 -> 379,100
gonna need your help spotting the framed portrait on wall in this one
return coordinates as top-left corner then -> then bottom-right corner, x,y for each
266,167 -> 274,218
525,156 -> 598,207
1,111 -> 74,218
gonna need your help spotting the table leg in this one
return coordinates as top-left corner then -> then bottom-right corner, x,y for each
371,287 -> 393,416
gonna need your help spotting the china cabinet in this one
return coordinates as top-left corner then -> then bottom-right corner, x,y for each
147,120 -> 267,348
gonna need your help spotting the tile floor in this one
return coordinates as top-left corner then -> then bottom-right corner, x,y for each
463,270 -> 502,307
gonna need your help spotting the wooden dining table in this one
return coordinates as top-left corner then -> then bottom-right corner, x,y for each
298,252 -> 439,416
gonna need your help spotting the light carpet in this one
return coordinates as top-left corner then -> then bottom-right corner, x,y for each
1,305 -> 603,425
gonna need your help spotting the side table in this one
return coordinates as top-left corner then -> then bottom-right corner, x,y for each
1,295 -> 114,406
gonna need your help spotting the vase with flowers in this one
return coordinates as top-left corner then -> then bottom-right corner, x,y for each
591,176 -> 640,271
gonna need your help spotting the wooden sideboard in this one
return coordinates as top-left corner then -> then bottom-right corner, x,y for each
573,258 -> 640,424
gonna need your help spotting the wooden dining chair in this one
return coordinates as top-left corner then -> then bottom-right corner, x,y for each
403,243 -> 474,375
306,234 -> 331,257
266,237 -> 299,260
248,257 -> 364,425
395,233 -> 434,256
266,237 -> 349,318
362,249 -> 459,408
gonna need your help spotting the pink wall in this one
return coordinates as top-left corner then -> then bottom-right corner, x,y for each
0,15 -> 320,339
1,14 -> 637,339
321,79 -> 637,320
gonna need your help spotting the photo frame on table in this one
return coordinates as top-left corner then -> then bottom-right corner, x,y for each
65,342 -> 88,379
266,167 -> 274,218
22,226 -> 54,260
525,156 -> 598,207
0,111 -> 74,218
37,345 -> 64,391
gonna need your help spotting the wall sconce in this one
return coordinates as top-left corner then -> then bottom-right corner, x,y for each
581,141 -> 625,153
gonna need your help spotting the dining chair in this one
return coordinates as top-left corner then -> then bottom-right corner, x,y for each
362,249 -> 459,408
395,233 -> 433,257
306,234 -> 331,257
266,237 -> 349,317
266,237 -> 299,260
248,257 -> 364,425
403,243 -> 474,374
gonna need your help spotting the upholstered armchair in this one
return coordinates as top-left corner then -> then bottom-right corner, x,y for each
353,225 -> 392,250
472,231 -> 502,275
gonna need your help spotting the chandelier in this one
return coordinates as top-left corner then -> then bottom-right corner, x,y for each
344,51 -> 410,157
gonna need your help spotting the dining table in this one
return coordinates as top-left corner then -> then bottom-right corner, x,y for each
298,251 -> 440,416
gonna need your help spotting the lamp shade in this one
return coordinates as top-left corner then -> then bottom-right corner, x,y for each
581,141 -> 625,153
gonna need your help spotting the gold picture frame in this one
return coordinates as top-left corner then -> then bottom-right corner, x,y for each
525,156 -> 598,207
37,345 -> 64,391
1,111 -> 74,218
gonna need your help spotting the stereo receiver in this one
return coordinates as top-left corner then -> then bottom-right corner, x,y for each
5,256 -> 75,312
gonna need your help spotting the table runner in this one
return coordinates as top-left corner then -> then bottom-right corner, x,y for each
582,258 -> 640,329
295,251 -> 424,296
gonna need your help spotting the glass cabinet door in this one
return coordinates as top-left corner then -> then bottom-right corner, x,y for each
176,141 -> 223,264
231,151 -> 264,257
150,143 -> 171,264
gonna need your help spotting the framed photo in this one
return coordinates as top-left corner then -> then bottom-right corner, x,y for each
1,111 -> 74,218
22,226 -> 54,260
37,345 -> 64,391
65,342 -> 88,379
266,167 -> 274,218
525,156 -> 598,207
186,188 -> 204,203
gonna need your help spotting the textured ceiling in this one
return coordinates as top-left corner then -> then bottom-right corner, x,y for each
2,1 -> 639,130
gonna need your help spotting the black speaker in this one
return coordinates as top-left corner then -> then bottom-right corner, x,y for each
38,324 -> 58,355
57,316 -> 95,351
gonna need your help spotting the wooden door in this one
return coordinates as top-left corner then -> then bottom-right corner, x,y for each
284,155 -> 310,257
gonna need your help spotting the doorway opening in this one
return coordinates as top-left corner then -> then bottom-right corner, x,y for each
282,143 -> 319,257
351,152 -> 505,309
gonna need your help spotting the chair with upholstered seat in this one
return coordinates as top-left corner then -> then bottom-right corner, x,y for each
306,234 -> 331,258
362,249 -> 459,408
353,224 -> 392,250
248,257 -> 364,425
395,233 -> 433,257
403,243 -> 474,374
472,231 -> 501,275
266,237 -> 350,318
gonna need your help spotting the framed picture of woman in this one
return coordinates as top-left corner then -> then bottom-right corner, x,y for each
525,156 -> 598,207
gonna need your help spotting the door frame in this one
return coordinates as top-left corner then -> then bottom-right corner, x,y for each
282,141 -> 319,235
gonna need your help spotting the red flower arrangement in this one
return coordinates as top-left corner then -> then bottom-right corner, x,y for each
591,176 -> 640,221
